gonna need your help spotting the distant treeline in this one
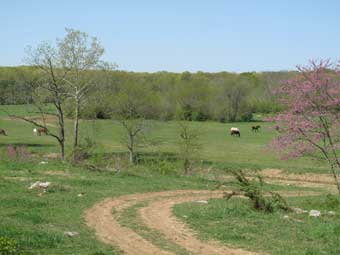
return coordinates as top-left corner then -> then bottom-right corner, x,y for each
0,66 -> 294,122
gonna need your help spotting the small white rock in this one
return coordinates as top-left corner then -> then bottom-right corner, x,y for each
328,211 -> 336,216
39,161 -> 48,164
292,207 -> 308,214
309,210 -> 321,217
29,181 -> 51,189
77,193 -> 84,197
64,231 -> 79,237
283,215 -> 289,219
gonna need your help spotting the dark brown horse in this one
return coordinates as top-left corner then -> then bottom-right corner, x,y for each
252,125 -> 261,132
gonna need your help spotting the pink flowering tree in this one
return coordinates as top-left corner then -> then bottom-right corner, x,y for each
270,60 -> 340,193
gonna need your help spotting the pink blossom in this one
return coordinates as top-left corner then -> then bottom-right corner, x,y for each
270,60 -> 340,169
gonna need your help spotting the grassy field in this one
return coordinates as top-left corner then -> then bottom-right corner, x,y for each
174,195 -> 340,255
0,105 -> 330,174
0,105 -> 337,254
0,160 -> 217,254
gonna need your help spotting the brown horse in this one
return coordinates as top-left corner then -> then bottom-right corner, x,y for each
0,129 -> 7,136
33,128 -> 48,136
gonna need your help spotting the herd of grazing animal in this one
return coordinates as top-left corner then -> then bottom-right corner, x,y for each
1,124 -> 267,139
0,127 -> 49,137
230,125 -> 262,137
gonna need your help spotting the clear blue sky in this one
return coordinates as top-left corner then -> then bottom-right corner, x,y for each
1,0 -> 340,72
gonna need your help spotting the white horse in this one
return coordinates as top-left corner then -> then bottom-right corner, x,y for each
230,127 -> 240,137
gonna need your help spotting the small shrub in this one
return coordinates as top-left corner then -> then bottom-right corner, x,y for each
0,236 -> 28,255
5,145 -> 31,162
324,194 -> 340,209
6,145 -> 16,160
91,252 -> 106,255
45,184 -> 71,193
15,147 -> 31,161
71,147 -> 90,162
148,155 -> 178,175
111,155 -> 129,173
177,121 -> 202,175
224,169 -> 290,213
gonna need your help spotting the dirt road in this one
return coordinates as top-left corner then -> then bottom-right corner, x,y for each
84,189 -> 318,255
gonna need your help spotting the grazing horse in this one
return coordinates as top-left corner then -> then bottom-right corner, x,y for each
33,127 -> 48,136
0,129 -> 7,136
230,127 -> 240,137
252,125 -> 261,132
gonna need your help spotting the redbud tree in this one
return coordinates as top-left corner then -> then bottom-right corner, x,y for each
270,60 -> 340,193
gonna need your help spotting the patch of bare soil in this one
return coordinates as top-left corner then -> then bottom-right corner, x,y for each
43,171 -> 70,177
44,153 -> 60,159
139,192 -> 257,255
85,189 -> 316,255
84,191 -> 192,255
5,115 -> 58,128
1,176 -> 32,181
260,169 -> 338,193
261,169 -> 334,184
26,115 -> 58,123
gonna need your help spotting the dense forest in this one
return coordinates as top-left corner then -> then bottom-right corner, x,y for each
0,66 -> 294,122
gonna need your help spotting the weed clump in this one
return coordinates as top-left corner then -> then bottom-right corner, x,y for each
324,194 -> 340,209
224,169 -> 290,213
5,145 -> 31,162
0,236 -> 29,255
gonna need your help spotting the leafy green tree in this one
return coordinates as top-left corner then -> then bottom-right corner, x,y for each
57,28 -> 116,153
111,79 -> 158,164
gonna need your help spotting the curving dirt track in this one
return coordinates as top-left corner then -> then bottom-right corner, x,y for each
260,169 -> 338,193
139,192 -> 255,255
84,189 -> 319,255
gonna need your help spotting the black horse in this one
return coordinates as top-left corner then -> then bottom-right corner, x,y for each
251,125 -> 261,132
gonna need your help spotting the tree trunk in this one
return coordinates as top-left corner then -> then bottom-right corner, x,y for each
184,158 -> 190,175
128,133 -> 135,164
55,100 -> 65,161
129,149 -> 134,164
227,94 -> 232,122
73,99 -> 80,149
59,139 -> 65,161
331,163 -> 340,194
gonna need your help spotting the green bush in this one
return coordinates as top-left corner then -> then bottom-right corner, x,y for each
240,112 -> 253,122
324,194 -> 340,209
0,236 -> 28,255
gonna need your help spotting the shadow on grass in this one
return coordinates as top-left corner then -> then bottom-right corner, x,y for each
90,151 -> 181,163
0,143 -> 54,148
